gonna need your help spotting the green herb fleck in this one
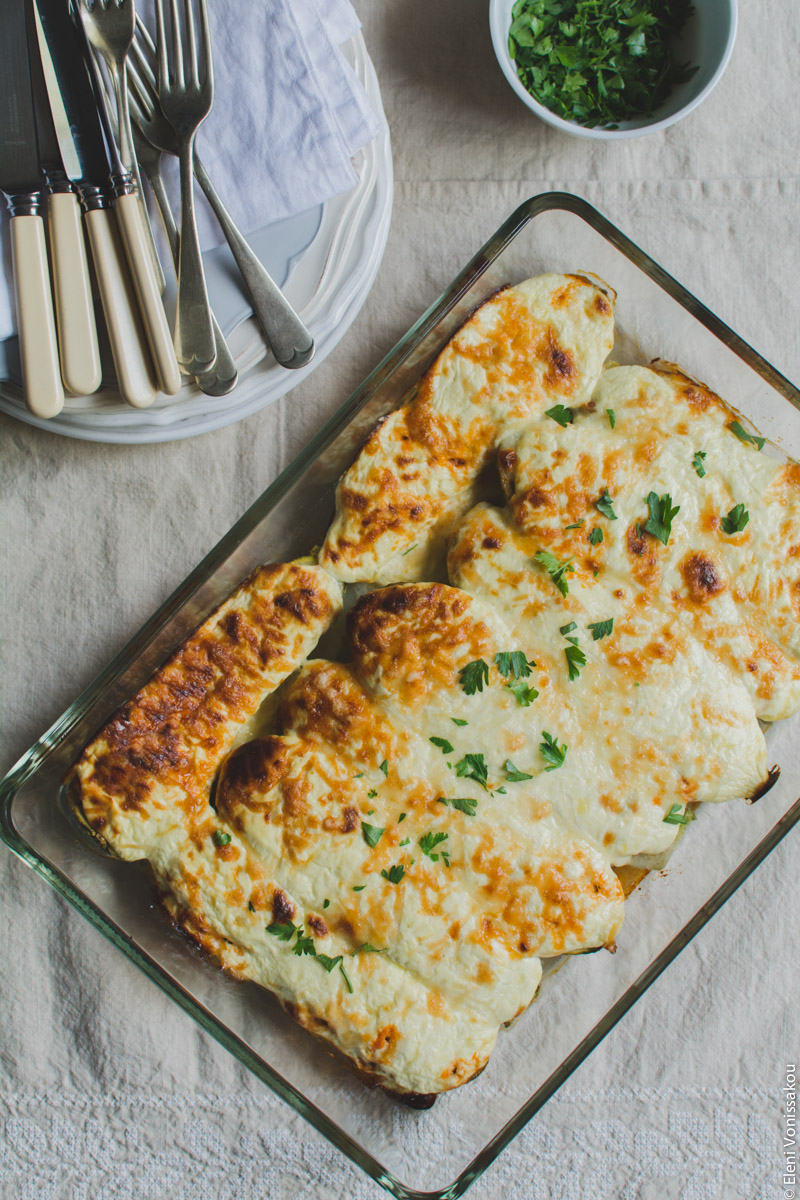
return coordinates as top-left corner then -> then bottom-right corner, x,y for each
267,921 -> 299,942
367,788 -> 378,799
451,717 -> 469,726
354,943 -> 388,955
559,621 -> 577,635
322,899 -> 330,909
339,963 -> 354,993
503,758 -> 533,782
362,822 -> 385,849
248,901 -> 256,913
535,549 -> 575,596
663,803 -> 694,826
379,759 -> 389,776
729,420 -> 765,451
430,736 -> 454,754
293,933 -> 317,958
608,409 -> 616,429
212,829 -> 231,847
588,526 -> 603,546
381,864 -> 406,885
454,752 -> 489,790
352,884 -> 366,892
495,650 -> 535,679
506,678 -> 539,706
721,503 -> 750,535
419,831 -> 450,864
588,618 -> 614,640
398,812 -> 407,823
545,403 -> 574,427
564,640 -> 586,681
316,953 -> 343,973
596,488 -> 618,521
401,543 -> 419,556
692,450 -> 707,477
565,519 -> 585,531
459,658 -> 490,695
438,796 -> 478,816
540,731 -> 567,771
644,491 -> 680,545
399,837 -> 411,846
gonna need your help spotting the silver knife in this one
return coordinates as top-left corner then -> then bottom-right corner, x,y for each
0,0 -> 63,419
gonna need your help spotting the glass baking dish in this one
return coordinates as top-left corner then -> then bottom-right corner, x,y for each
2,193 -> 800,1200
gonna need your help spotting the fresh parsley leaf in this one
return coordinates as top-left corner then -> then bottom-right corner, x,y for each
353,771 -> 364,778
454,752 -> 489,790
398,812 -> 407,822
595,488 -> 617,520
419,831 -> 449,862
534,549 -> 575,596
503,758 -> 533,782
339,963 -> 353,993
381,864 -> 406,885
212,829 -> 231,847
545,403 -> 574,427
430,736 -> 454,754
267,921 -> 299,942
587,618 -> 614,641
559,622 -> 577,635
663,803 -> 694,826
352,884 -> 366,892
607,409 -> 616,429
565,519 -> 585,530
354,943 -> 387,955
438,796 -> 478,816
451,717 -> 468,726
729,420 -> 765,452
588,526 -> 603,546
495,650 -> 535,679
459,658 -> 490,694
361,822 -> 385,849
401,543 -> 419,556
248,901 -> 256,913
367,788 -> 377,799
322,899 -> 330,909
293,933 -> 317,957
564,641 -> 586,681
399,837 -> 411,846
379,759 -> 389,776
721,503 -> 750,535
692,450 -> 707,478
316,953 -> 343,973
644,491 -> 680,545
506,679 -> 539,706
540,731 -> 567,771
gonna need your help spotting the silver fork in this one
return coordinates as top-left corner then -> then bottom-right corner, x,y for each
132,17 -> 315,370
154,0 -> 216,376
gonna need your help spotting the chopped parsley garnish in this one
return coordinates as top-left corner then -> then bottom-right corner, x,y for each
267,920 -> 300,942
564,640 -> 586,681
588,618 -> 614,640
367,789 -> 378,799
430,736 -> 454,754
352,884 -> 366,892
399,837 -> 411,846
534,549 -> 575,596
454,752 -> 489,790
451,717 -> 469,726
379,759 -> 389,776
353,771 -> 364,778
419,831 -> 450,864
506,678 -> 539,706
248,901 -> 256,913
595,488 -> 617,520
293,933 -> 317,957
721,503 -> 750,535
339,963 -> 354,993
322,899 -> 330,909
503,758 -> 533,782
588,526 -> 603,546
354,943 -> 388,955
508,0 -> 698,129
212,829 -> 231,847
401,543 -> 419,556
438,795 -> 478,816
559,622 -> 577,635
459,658 -> 490,694
495,650 -> 535,679
607,409 -> 616,429
545,403 -> 574,427
729,420 -> 765,452
398,812 -> 407,822
361,822 -> 385,849
540,731 -> 567,771
663,803 -> 694,826
692,450 -> 707,477
644,491 -> 680,545
381,864 -> 406,885
316,952 -> 342,973
565,519 -> 585,530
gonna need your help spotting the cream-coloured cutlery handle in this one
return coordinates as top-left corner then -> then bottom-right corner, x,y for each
47,191 -> 102,396
10,214 -> 64,419
84,206 -> 158,409
115,191 -> 181,395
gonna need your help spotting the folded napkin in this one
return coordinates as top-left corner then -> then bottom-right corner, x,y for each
0,0 -> 379,343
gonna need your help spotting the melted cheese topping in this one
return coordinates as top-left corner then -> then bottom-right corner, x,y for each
67,278 -> 799,1102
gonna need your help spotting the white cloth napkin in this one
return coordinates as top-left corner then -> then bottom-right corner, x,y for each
0,0 -> 379,342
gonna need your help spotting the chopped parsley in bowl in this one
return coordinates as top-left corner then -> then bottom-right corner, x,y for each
489,0 -> 737,139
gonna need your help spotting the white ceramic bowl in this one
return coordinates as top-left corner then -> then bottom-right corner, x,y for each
489,0 -> 737,140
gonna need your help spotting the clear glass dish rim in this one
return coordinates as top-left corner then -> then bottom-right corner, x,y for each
3,191 -> 800,1200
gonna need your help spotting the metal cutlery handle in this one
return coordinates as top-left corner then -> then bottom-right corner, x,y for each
47,190 -> 102,395
114,190 -> 181,395
84,205 -> 158,408
9,210 -> 64,419
194,154 -> 314,370
174,139 -> 216,375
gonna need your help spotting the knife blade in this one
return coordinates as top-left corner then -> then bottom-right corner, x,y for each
0,0 -> 63,418
28,0 -> 101,396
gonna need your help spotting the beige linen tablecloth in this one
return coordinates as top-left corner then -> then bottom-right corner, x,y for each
1,3 -> 797,1197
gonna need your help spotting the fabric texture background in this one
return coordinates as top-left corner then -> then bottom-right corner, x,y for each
0,1 -> 797,1197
